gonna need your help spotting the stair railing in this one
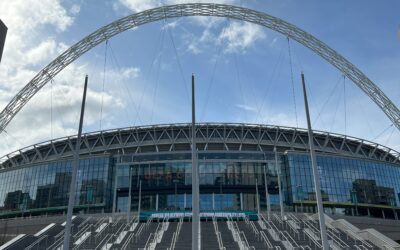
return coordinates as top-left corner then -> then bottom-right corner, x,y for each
24,234 -> 48,250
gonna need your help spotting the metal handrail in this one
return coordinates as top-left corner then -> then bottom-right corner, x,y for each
46,235 -> 64,250
24,234 -> 48,250
78,216 -> 91,230
213,217 -> 225,250
140,232 -> 154,250
303,228 -> 322,249
94,232 -> 113,250
94,222 -> 109,242
260,231 -> 273,249
169,218 -> 183,250
121,231 -> 135,250
281,231 -> 299,248
74,223 -> 91,240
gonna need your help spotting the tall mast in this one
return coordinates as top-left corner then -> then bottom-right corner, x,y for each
191,74 -> 200,250
63,75 -> 88,250
301,72 -> 329,250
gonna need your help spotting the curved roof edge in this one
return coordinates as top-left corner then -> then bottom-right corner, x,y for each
1,123 -> 399,169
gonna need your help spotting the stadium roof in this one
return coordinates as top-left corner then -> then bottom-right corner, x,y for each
1,123 -> 399,169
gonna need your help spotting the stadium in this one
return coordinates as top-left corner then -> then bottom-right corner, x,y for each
0,123 -> 399,220
1,2 -> 400,250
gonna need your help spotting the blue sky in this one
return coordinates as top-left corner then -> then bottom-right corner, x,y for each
0,0 -> 399,156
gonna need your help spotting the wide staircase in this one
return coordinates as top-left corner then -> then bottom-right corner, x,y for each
1,212 -> 398,249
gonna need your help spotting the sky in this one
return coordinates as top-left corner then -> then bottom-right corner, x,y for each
0,0 -> 399,157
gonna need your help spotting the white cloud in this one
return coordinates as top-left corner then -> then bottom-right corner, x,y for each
117,0 -> 237,13
25,39 -> 58,66
218,21 -> 266,53
116,0 -> 266,55
70,4 -> 81,15
235,104 -> 256,112
0,1 -> 127,157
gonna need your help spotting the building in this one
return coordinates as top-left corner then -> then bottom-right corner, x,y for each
0,123 -> 399,220
0,19 -> 7,63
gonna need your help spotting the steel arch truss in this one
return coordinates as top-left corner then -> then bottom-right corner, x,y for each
0,3 -> 399,135
1,123 -> 399,169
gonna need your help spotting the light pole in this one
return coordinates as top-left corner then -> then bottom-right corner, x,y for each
191,74 -> 200,250
301,73 -> 329,250
63,75 -> 88,250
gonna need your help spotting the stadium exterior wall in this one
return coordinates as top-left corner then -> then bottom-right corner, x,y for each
0,123 -> 399,220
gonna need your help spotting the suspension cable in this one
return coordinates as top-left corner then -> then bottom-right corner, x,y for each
3,129 -> 24,146
385,126 -> 396,146
99,40 -> 108,131
329,82 -> 343,133
255,44 -> 285,124
150,25 -> 166,123
166,20 -> 190,104
50,78 -> 53,139
312,75 -> 343,126
372,123 -> 394,141
287,37 -> 298,127
1,130 -> 12,149
200,18 -> 230,121
108,42 -> 143,126
132,23 -> 167,126
234,53 -> 248,121
343,75 -> 347,135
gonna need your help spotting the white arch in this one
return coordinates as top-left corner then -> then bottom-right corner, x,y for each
1,3 -> 399,133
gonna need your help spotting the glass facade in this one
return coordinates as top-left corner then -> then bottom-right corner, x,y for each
285,152 -> 400,218
0,156 -> 112,216
0,147 -> 399,220
114,157 -> 279,212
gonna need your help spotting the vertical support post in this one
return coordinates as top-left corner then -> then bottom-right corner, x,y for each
174,181 -> 178,209
263,163 -> 271,220
138,180 -> 142,220
275,148 -> 284,219
63,75 -> 88,250
127,166 -> 132,223
256,179 -> 260,215
191,74 -> 200,250
112,166 -> 118,220
156,193 -> 159,211
212,193 -> 215,210
240,192 -> 244,210
301,72 -> 329,250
